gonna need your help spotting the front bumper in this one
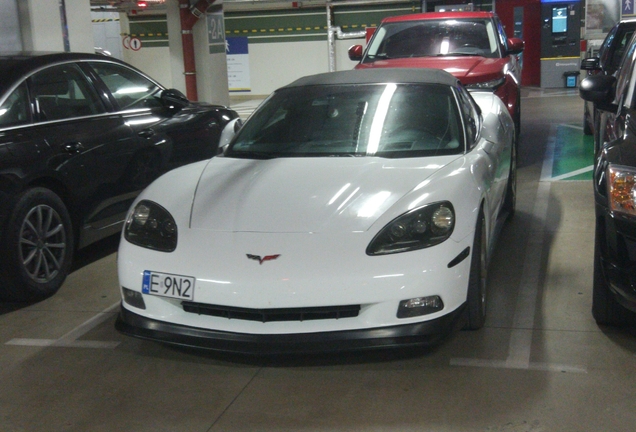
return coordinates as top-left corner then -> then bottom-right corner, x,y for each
597,207 -> 636,312
602,260 -> 636,312
115,302 -> 466,355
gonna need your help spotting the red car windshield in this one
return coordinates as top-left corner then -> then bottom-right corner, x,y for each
363,18 -> 501,61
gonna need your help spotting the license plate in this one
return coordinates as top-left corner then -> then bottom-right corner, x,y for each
142,270 -> 195,301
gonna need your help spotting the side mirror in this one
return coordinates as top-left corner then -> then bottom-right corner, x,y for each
581,57 -> 601,71
218,117 -> 243,154
348,45 -> 363,61
161,89 -> 189,111
580,74 -> 617,111
507,38 -> 524,55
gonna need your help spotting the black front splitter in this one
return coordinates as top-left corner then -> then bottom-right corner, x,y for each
115,303 -> 466,355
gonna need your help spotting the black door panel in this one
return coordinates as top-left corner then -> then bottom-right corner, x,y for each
32,115 -> 137,246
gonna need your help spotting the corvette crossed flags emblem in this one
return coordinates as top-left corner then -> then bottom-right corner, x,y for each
246,254 -> 281,265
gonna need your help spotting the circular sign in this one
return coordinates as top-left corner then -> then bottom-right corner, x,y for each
130,37 -> 142,51
122,35 -> 131,49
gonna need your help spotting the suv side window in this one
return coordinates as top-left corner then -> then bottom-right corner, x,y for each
626,54 -> 636,110
606,27 -> 636,74
89,62 -> 163,111
615,36 -> 636,108
598,24 -> 620,68
30,63 -> 105,122
0,83 -> 30,128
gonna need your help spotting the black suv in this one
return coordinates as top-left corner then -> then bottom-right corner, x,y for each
580,31 -> 636,326
0,52 -> 238,301
581,19 -> 636,146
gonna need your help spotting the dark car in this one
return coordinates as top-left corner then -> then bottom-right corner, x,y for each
0,52 -> 239,302
581,19 -> 636,143
579,33 -> 636,326
348,12 -> 524,137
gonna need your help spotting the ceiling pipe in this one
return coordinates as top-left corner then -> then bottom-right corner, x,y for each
326,2 -> 335,72
179,0 -> 216,101
326,1 -> 367,72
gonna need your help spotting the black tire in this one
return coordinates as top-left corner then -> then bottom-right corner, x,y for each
591,225 -> 636,326
0,188 -> 74,302
502,136 -> 517,220
464,210 -> 487,330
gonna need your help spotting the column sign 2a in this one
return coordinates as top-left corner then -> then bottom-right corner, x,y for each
207,5 -> 226,54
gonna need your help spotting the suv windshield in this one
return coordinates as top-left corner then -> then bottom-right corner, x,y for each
226,83 -> 464,159
363,18 -> 500,60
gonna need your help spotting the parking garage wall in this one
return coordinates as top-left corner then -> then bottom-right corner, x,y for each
224,2 -> 421,95
1,0 -> 22,51
117,13 -> 174,90
104,2 -> 421,99
93,1 -> 502,100
92,12 -> 123,60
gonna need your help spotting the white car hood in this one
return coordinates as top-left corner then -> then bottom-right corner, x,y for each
190,155 -> 459,233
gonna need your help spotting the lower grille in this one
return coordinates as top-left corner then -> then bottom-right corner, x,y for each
182,301 -> 360,323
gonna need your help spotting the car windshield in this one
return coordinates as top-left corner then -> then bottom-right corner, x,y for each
226,83 -> 464,159
363,18 -> 500,60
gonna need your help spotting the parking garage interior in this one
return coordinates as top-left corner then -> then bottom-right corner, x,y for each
1,0 -> 636,431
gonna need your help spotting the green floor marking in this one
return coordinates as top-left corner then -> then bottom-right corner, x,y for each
565,171 -> 594,181
551,125 -> 594,180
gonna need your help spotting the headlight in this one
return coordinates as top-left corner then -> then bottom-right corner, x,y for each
607,165 -> 636,217
366,202 -> 455,255
124,200 -> 178,252
466,77 -> 506,91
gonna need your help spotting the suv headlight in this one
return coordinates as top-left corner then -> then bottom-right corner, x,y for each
608,164 -> 636,217
124,200 -> 178,252
366,202 -> 455,255
466,77 -> 506,91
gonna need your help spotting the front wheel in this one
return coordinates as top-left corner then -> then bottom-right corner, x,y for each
464,211 -> 487,330
0,188 -> 74,302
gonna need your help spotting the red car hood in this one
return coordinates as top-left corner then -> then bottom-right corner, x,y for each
355,56 -> 504,85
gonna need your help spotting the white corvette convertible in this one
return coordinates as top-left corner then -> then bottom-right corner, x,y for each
115,68 -> 515,354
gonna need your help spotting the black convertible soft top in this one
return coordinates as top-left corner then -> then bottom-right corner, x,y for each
284,68 -> 459,88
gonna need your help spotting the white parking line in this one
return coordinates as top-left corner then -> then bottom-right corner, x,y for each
450,358 -> 587,373
540,124 -> 557,181
559,123 -> 584,131
451,125 -> 587,373
523,89 -> 579,99
505,181 -> 550,368
549,165 -> 594,181
5,302 -> 121,349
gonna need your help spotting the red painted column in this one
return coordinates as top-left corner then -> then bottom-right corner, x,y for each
178,0 -> 216,101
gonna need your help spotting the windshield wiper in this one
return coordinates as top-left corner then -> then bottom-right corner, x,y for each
226,151 -> 278,160
326,152 -> 364,157
438,52 -> 480,57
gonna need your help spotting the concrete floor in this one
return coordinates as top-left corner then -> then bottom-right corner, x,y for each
1,89 -> 636,432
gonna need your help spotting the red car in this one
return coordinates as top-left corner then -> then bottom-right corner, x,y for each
349,11 -> 524,136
